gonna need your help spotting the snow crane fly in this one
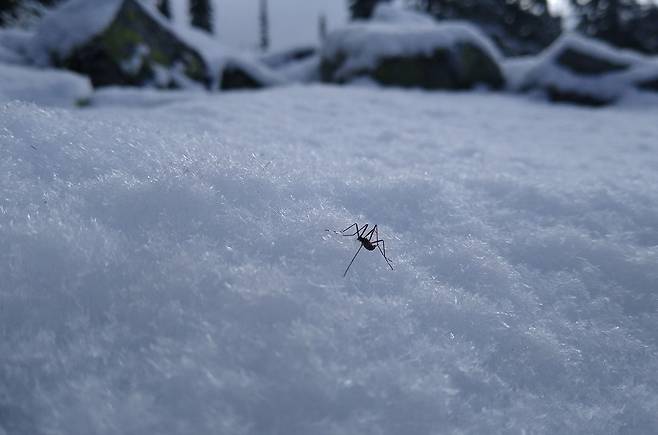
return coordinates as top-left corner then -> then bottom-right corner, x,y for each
328,223 -> 394,277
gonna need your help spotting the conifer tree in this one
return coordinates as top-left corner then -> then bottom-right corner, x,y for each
157,0 -> 171,19
348,0 -> 390,20
569,0 -> 658,54
318,13 -> 327,41
259,0 -> 269,51
190,0 -> 213,33
406,0 -> 561,56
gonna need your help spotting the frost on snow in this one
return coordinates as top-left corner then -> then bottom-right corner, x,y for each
1,86 -> 658,434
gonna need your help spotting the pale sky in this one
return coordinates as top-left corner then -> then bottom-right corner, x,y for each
170,0 -> 569,53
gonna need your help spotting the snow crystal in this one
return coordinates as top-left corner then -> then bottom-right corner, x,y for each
1,85 -> 658,435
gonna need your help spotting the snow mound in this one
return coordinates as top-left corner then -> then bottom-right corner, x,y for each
518,33 -> 658,105
0,63 -> 92,107
29,0 -> 122,66
1,87 -> 658,434
322,21 -> 501,79
174,24 -> 285,89
89,86 -> 203,108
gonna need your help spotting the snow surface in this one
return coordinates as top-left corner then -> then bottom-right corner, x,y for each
89,86 -> 203,108
0,63 -> 92,107
2,85 -> 658,434
321,14 -> 501,83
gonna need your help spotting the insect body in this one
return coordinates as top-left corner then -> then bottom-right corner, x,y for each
359,236 -> 377,251
331,223 -> 394,277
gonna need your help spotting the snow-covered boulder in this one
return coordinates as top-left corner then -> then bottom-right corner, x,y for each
30,0 -> 209,89
519,34 -> 658,106
170,22 -> 286,91
0,63 -> 92,107
320,19 -> 504,90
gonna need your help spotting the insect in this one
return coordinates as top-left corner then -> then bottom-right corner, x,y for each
330,223 -> 394,277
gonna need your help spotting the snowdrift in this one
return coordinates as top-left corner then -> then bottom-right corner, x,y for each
517,34 -> 658,106
0,62 -> 92,107
320,6 -> 504,89
1,86 -> 658,434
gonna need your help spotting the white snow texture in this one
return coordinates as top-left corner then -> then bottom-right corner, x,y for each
1,85 -> 658,434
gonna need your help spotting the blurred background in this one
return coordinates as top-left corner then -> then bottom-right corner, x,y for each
2,0 -> 658,53
2,0 -> 658,105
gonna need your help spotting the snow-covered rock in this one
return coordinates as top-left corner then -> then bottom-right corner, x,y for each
320,19 -> 504,90
30,0 -> 209,89
27,0 -> 284,91
173,24 -> 286,91
519,34 -> 658,106
0,63 -> 92,107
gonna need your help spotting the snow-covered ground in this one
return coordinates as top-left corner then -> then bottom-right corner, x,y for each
1,85 -> 657,434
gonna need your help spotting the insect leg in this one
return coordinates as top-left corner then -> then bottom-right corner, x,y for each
369,225 -> 379,242
343,244 -> 364,277
372,239 -> 394,270
340,223 -> 360,237
363,225 -> 376,241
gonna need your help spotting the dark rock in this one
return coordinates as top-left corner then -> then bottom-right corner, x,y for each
555,47 -> 630,76
636,77 -> 658,92
52,0 -> 210,88
220,63 -> 264,90
546,87 -> 614,107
